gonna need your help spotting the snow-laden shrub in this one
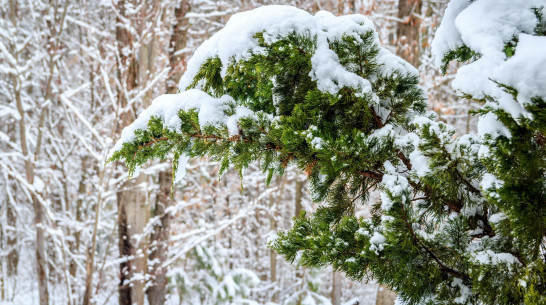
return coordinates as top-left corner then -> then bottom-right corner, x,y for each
111,4 -> 546,304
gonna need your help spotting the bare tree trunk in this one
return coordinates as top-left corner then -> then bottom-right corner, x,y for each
146,171 -> 171,305
127,174 -> 149,305
147,2 -> 190,304
114,1 -> 143,304
9,0 -> 64,301
11,2 -> 48,304
5,191 -> 18,277
115,1 -> 171,304
83,162 -> 105,305
331,271 -> 342,305
117,173 -> 149,305
166,0 -> 191,94
375,285 -> 397,305
33,193 -> 49,305
117,186 -> 132,305
294,176 -> 303,218
268,194 -> 278,302
294,175 -> 304,305
71,162 -> 85,278
2,122 -> 18,299
396,0 -> 422,67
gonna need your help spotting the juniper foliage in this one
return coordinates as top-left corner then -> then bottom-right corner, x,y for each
110,5 -> 545,305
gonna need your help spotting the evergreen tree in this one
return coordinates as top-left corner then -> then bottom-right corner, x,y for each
282,268 -> 332,305
110,4 -> 546,304
171,241 -> 260,305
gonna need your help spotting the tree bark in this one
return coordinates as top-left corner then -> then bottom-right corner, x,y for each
268,194 -> 278,302
146,171 -> 172,305
166,0 -> 191,94
294,176 -> 303,218
5,188 -> 18,277
9,0 -> 65,302
114,2 -> 148,304
117,186 -> 132,305
331,271 -> 342,305
375,285 -> 397,305
396,0 -> 423,67
146,2 -> 190,304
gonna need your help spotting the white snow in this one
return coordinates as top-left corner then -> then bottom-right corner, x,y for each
113,89 -> 254,152
377,48 -> 419,77
310,137 -> 325,149
494,34 -> 546,107
381,168 -> 409,197
0,104 -> 21,120
451,278 -> 472,304
369,231 -> 386,254
355,227 -> 370,238
480,173 -> 504,191
431,0 -> 471,67
369,124 -> 394,140
394,297 -> 408,305
477,112 -> 510,139
178,5 -> 415,96
0,131 -> 9,143
408,150 -> 430,177
380,191 -> 394,211
113,90 -> 255,181
311,31 -> 372,96
489,213 -> 507,223
33,176 -> 45,192
455,0 -> 537,55
380,161 -> 409,211
431,0 -> 546,136
226,106 -> 255,135
433,0 -> 542,68
474,250 -> 521,266
174,154 -> 190,183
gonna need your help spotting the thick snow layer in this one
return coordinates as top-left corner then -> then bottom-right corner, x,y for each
113,89 -> 255,153
430,0 -> 470,67
489,212 -> 507,223
112,89 -> 254,180
380,162 -> 409,211
450,0 -> 541,99
433,0 -> 542,68
494,34 -> 546,106
477,112 -> 510,139
178,5 -> 415,96
408,150 -> 430,177
480,173 -> 504,191
452,278 -> 472,304
474,250 -> 521,266
431,0 -> 546,132
114,90 -> 206,153
369,231 -> 386,254
455,0 -> 538,55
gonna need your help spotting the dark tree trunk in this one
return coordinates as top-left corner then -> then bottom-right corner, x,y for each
117,188 -> 133,305
376,285 -> 397,305
396,0 -> 423,67
147,2 -> 191,304
165,0 -> 191,95
146,171 -> 172,305
114,1 -> 144,304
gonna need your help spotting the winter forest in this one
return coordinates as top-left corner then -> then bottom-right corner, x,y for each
1,0 -> 545,305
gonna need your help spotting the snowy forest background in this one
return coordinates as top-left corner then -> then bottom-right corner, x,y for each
0,1 -> 476,304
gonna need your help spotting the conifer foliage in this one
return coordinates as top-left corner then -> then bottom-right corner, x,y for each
110,3 -> 546,304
